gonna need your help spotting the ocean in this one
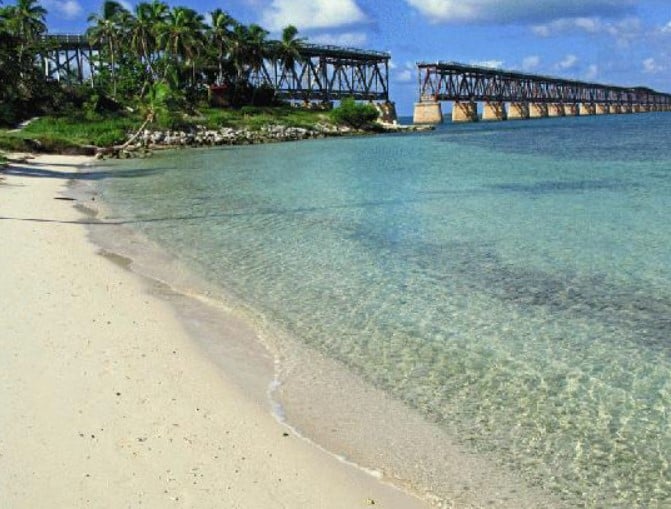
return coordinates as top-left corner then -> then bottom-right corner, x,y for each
91,113 -> 671,507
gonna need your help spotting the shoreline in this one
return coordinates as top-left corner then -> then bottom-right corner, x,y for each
0,154 -> 429,508
80,149 -> 566,508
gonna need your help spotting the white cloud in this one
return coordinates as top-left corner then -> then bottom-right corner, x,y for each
642,57 -> 664,74
556,54 -> 578,70
404,0 -> 635,25
311,31 -> 368,47
42,0 -> 83,19
521,55 -> 540,71
532,15 -> 641,44
470,59 -> 504,69
584,64 -> 599,80
261,0 -> 367,31
391,61 -> 417,83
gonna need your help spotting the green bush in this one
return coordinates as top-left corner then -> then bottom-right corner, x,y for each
330,98 -> 379,129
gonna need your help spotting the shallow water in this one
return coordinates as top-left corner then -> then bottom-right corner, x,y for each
97,114 -> 671,507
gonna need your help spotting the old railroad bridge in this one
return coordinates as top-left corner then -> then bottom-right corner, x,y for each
41,34 -> 390,101
43,34 -> 670,123
413,61 -> 671,123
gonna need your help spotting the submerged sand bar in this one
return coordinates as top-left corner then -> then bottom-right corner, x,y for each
0,154 -> 427,508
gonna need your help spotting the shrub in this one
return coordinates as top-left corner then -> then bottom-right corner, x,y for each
330,98 -> 379,129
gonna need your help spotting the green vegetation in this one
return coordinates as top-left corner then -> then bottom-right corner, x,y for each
0,107 -> 336,152
330,98 -> 380,129
0,0 -> 378,152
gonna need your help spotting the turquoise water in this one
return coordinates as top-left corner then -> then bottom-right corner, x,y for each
98,114 -> 671,507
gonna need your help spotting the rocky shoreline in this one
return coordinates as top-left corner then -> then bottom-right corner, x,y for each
99,122 -> 433,159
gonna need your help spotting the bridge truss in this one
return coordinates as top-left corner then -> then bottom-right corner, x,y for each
251,44 -> 389,102
41,34 -> 390,102
418,61 -> 671,108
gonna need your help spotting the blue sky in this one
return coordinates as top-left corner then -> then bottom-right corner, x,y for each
41,0 -> 671,114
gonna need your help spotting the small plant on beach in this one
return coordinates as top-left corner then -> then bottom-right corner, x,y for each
330,97 -> 379,129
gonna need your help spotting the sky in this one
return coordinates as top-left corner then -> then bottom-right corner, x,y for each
39,0 -> 671,114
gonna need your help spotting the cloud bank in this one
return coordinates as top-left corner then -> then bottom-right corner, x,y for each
405,0 -> 635,24
261,0 -> 367,31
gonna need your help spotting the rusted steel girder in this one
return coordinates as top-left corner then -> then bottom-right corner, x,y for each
251,44 -> 390,102
418,61 -> 671,107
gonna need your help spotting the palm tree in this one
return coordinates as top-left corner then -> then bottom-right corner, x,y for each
87,0 -> 129,96
2,0 -> 45,69
4,0 -> 46,41
158,6 -> 206,84
208,8 -> 235,84
273,25 -> 304,85
246,24 -> 269,84
129,0 -> 168,77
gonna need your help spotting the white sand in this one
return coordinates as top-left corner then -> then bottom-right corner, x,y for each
0,154 -> 428,508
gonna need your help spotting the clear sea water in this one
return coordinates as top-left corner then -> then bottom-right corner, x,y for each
95,113 -> 671,507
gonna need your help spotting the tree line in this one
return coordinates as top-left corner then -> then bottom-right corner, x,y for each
0,0 -> 308,126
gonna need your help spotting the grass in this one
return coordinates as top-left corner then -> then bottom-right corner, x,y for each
0,104 -> 338,154
0,112 -> 140,153
192,105 -> 333,131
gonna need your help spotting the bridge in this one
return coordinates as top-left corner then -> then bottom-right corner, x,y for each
413,61 -> 671,123
40,34 -> 391,105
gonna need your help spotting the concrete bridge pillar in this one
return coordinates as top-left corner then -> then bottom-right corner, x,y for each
482,101 -> 507,121
548,104 -> 565,117
413,101 -> 443,124
508,102 -> 529,120
622,103 -> 633,113
529,103 -> 549,118
579,103 -> 596,115
611,104 -> 622,114
564,104 -> 579,116
632,104 -> 642,113
595,104 -> 610,115
452,101 -> 478,122
375,101 -> 398,124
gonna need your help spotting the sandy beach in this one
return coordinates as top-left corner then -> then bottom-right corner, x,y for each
0,154 -> 428,508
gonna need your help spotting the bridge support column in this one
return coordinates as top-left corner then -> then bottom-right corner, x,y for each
529,103 -> 549,118
622,103 -> 632,113
595,104 -> 610,115
548,104 -> 565,117
611,104 -> 622,114
413,101 -> 443,124
579,103 -> 596,115
452,101 -> 478,122
564,104 -> 579,116
508,102 -> 529,120
482,102 -> 506,121
375,101 -> 398,124
632,104 -> 642,113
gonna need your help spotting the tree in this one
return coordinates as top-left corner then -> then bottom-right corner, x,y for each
274,25 -> 304,75
246,24 -> 269,83
87,1 -> 129,96
208,8 -> 234,84
2,0 -> 46,72
129,0 -> 168,78
330,97 -> 379,129
158,6 -> 206,85
0,0 -> 48,125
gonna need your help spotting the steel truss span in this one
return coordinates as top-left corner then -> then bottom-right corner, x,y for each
252,44 -> 389,102
418,61 -> 671,107
41,35 -> 390,102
